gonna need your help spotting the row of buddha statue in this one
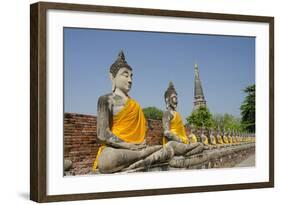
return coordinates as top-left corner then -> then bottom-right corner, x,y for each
92,50 -> 255,174
186,126 -> 256,146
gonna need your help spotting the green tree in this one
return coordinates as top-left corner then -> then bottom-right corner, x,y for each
143,107 -> 163,120
186,106 -> 214,128
240,84 -> 255,132
213,113 -> 242,131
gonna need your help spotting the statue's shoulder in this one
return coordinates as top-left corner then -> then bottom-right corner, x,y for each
97,93 -> 115,109
163,110 -> 173,120
98,93 -> 113,103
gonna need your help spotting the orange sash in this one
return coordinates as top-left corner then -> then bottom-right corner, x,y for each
163,112 -> 188,144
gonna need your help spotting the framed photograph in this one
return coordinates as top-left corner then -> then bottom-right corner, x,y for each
30,1 -> 274,202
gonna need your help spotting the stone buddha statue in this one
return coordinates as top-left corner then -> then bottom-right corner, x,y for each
215,126 -> 224,145
231,130 -> 236,143
227,128 -> 233,144
250,133 -> 254,142
233,130 -> 238,143
93,50 -> 172,173
222,128 -> 229,144
199,125 -> 209,145
209,128 -> 217,145
242,133 -> 246,143
237,132 -> 242,143
188,124 -> 198,144
162,82 -> 188,145
162,82 -> 205,156
246,133 -> 250,142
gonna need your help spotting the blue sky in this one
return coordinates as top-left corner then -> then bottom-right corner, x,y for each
64,27 -> 255,118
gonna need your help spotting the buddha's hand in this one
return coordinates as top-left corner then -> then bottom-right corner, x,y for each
129,143 -> 147,150
165,132 -> 182,143
116,142 -> 146,150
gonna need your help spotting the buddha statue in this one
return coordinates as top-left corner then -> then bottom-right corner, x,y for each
188,124 -> 198,144
93,50 -> 173,173
234,131 -> 239,143
238,132 -> 242,143
246,133 -> 250,142
231,130 -> 236,144
250,133 -> 254,142
162,82 -> 205,156
222,128 -> 229,144
200,125 -> 209,145
242,133 -> 246,142
234,131 -> 237,143
215,126 -> 224,145
246,133 -> 249,142
209,128 -> 217,145
227,128 -> 233,144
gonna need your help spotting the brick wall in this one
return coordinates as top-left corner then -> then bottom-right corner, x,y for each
64,113 -> 189,175
64,113 -> 98,175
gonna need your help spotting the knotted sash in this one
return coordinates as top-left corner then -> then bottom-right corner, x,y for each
112,98 -> 146,143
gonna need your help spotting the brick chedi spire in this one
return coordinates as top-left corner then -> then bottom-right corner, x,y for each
193,63 -> 207,110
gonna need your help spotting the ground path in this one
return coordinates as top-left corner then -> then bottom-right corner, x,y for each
235,154 -> 255,167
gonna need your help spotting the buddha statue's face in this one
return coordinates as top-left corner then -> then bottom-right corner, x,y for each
110,67 -> 133,94
201,127 -> 205,135
168,93 -> 178,109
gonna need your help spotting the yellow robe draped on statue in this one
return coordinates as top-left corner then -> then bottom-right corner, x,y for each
223,135 -> 229,144
189,133 -> 198,144
93,98 -> 146,171
202,136 -> 209,145
163,111 -> 189,145
216,135 -> 224,144
228,136 -> 233,144
112,98 -> 146,143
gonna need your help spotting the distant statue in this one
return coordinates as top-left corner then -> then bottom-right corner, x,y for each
237,132 -> 242,143
222,128 -> 229,144
200,125 -> 209,145
162,82 -> 205,156
93,51 -> 173,173
242,133 -> 246,142
246,133 -> 250,142
227,128 -> 233,144
215,126 -> 224,144
209,128 -> 217,145
232,130 -> 238,143
188,124 -> 198,144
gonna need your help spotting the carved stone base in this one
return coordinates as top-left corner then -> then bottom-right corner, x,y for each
65,143 -> 255,175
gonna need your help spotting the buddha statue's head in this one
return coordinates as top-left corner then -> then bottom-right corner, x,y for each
227,128 -> 231,135
217,126 -> 221,135
164,81 -> 178,110
109,50 -> 133,94
200,125 -> 206,135
223,127 -> 226,135
209,128 -> 214,135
